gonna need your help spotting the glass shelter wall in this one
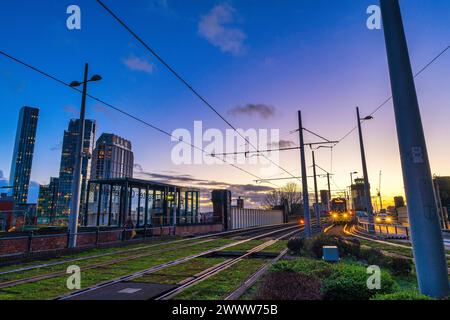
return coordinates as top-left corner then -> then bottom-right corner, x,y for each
84,179 -> 200,228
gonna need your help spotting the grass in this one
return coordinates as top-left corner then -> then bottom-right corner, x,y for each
0,238 -> 234,283
174,258 -> 268,300
0,238 -> 236,300
133,257 -> 228,285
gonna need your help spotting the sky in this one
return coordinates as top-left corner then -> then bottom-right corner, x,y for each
1,0 -> 450,209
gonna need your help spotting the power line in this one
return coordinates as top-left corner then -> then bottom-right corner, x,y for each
336,45 -> 450,145
95,0 -> 300,184
0,50 -> 280,189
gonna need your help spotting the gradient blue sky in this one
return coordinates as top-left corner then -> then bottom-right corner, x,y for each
1,0 -> 450,207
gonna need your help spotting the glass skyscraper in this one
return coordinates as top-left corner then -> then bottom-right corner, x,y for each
9,106 -> 39,204
56,119 -> 96,217
91,133 -> 134,180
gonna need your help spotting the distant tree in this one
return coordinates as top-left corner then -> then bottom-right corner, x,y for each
264,183 -> 301,215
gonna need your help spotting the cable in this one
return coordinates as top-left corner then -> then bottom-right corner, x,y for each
0,50 -> 280,189
335,45 -> 450,145
95,0 -> 300,184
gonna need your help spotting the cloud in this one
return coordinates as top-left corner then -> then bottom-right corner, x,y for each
63,105 -> 78,114
228,104 -> 276,119
123,55 -> 155,74
50,141 -> 62,152
271,139 -> 296,149
198,3 -> 247,56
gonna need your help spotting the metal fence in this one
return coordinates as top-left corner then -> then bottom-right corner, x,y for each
357,219 -> 410,239
229,208 -> 284,230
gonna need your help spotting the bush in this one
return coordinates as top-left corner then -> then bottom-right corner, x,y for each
256,271 -> 322,300
287,237 -> 305,255
371,291 -> 433,300
359,247 -> 388,265
271,257 -> 335,280
304,234 -> 340,259
338,238 -> 361,258
386,256 -> 413,276
359,247 -> 413,276
322,262 -> 398,300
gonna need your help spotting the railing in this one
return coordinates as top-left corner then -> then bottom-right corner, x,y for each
357,219 -> 410,239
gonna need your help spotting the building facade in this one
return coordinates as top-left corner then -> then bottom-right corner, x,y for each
56,119 -> 96,218
350,178 -> 370,212
37,177 -> 60,223
90,133 -> 134,180
9,106 -> 39,204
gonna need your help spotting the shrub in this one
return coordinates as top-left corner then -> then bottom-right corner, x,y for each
359,247 -> 413,276
338,238 -> 361,258
322,262 -> 398,300
359,247 -> 388,265
256,271 -> 322,300
287,237 -> 305,255
386,256 -> 413,276
304,234 -> 340,259
371,291 -> 433,300
269,258 -> 333,279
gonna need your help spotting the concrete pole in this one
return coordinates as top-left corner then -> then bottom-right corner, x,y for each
380,0 -> 450,298
68,63 -> 89,248
298,111 -> 312,237
327,173 -> 331,210
312,151 -> 321,228
356,107 -> 375,234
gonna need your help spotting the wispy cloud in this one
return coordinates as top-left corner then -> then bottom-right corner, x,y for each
50,141 -> 62,152
228,104 -> 276,119
63,105 -> 77,114
272,140 -> 296,149
123,55 -> 155,74
198,3 -> 247,56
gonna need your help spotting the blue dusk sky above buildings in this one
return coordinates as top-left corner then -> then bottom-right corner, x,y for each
1,0 -> 450,207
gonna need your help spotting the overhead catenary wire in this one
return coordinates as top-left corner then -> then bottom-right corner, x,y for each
95,0 -> 300,184
0,50 -> 280,189
335,45 -> 450,146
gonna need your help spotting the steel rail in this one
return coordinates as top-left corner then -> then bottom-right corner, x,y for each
155,228 -> 302,300
56,225 -> 301,300
0,223 -> 294,277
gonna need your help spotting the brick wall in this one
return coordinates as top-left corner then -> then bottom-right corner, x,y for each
0,223 -> 224,258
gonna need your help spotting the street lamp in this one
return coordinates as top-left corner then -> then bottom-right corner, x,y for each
356,107 -> 375,234
68,63 -> 102,248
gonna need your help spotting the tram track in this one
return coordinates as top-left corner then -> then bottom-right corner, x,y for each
0,224 -> 296,291
56,224 -> 301,300
155,228 -> 301,300
0,223 -> 294,277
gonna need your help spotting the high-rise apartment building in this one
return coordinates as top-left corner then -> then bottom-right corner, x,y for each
37,177 -> 60,222
91,133 -> 134,180
56,119 -> 96,217
9,106 -> 39,204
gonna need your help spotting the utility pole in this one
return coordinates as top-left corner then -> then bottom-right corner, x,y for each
380,0 -> 449,298
356,107 -> 375,233
298,111 -> 312,237
327,172 -> 331,210
378,170 -> 383,211
68,63 -> 102,248
312,151 -> 320,228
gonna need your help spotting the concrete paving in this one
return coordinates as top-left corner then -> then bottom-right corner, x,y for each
67,281 -> 178,300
